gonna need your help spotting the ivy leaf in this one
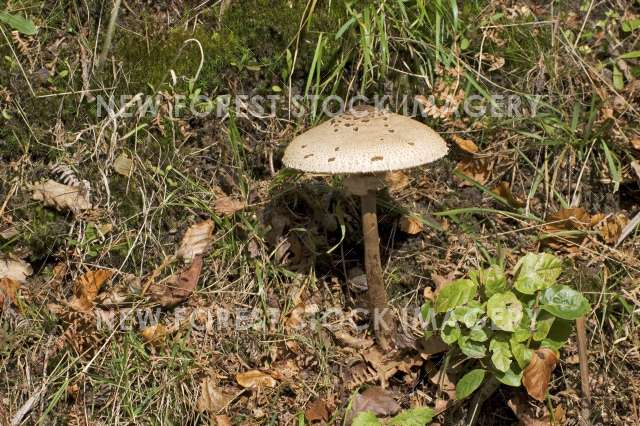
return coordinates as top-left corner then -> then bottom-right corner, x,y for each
456,369 -> 486,400
540,285 -> 590,320
495,365 -> 523,387
512,310 -> 532,343
471,264 -> 507,297
0,11 -> 38,35
533,311 -> 555,341
458,334 -> 487,358
352,411 -> 382,426
441,320 -> 461,345
513,253 -> 562,295
489,337 -> 512,372
435,279 -> 477,313
541,318 -> 572,351
487,291 -> 523,332
510,340 -> 533,369
452,305 -> 484,328
389,407 -> 434,426
468,326 -> 490,342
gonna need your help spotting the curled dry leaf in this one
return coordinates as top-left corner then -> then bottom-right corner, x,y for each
331,330 -> 374,350
305,398 -> 330,422
455,158 -> 492,186
196,377 -> 234,413
385,171 -> 410,192
399,215 -> 424,235
0,277 -> 21,306
542,208 -> 591,248
31,179 -> 92,214
349,387 -> 400,419
451,135 -> 479,154
492,181 -> 525,208
285,302 -> 319,331
631,137 -> 640,151
113,153 -> 134,177
235,370 -> 277,389
0,257 -> 32,283
591,213 -> 628,244
214,415 -> 232,426
176,220 -> 214,262
150,255 -> 203,308
523,348 -> 558,401
214,196 -> 246,217
140,324 -> 169,346
68,269 -> 114,312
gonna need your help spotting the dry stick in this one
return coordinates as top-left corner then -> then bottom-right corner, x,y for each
360,190 -> 394,351
576,316 -> 591,422
97,0 -> 122,68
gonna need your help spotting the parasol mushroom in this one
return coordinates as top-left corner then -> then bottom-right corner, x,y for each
282,106 -> 448,349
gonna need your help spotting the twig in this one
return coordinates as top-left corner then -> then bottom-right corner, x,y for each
97,0 -> 122,68
576,316 -> 591,423
10,382 -> 47,426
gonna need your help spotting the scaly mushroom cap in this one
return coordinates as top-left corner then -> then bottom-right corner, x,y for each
283,106 -> 448,174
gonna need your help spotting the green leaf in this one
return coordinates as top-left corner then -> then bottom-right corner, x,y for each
352,411 -> 383,426
421,302 -> 432,321
451,305 -> 484,328
460,37 -> 470,50
486,292 -> 523,332
540,285 -> 590,320
468,326 -> 490,342
510,340 -> 533,369
613,64 -> 624,91
533,311 -> 555,341
389,407 -> 434,426
458,334 -> 487,358
619,50 -> 640,59
621,19 -> 640,32
489,337 -> 512,372
456,369 -> 486,400
0,11 -> 38,35
441,321 -> 461,345
435,279 -> 477,313
513,253 -> 562,294
495,365 -> 523,387
541,318 -> 573,351
471,265 -> 507,297
512,310 -> 532,342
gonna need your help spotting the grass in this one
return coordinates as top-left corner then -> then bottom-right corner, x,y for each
1,0 -> 639,424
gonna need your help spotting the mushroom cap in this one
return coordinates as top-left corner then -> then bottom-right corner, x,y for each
283,106 -> 448,174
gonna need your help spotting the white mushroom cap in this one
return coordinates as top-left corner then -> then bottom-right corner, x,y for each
283,106 -> 448,174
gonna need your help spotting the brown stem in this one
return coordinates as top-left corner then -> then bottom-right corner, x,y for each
360,190 -> 394,350
576,316 -> 591,422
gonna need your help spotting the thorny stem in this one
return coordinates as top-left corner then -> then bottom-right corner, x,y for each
360,190 -> 395,350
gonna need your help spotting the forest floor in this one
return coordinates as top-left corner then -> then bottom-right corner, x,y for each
1,0 -> 639,425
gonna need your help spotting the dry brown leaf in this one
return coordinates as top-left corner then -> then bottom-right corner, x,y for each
196,377 -> 234,413
68,269 -> 114,312
285,302 -> 319,331
113,153 -> 134,177
214,196 -> 246,217
631,137 -> 640,151
0,277 -> 21,306
332,330 -> 374,350
214,415 -> 232,426
451,135 -> 478,153
592,213 -> 628,244
305,398 -> 330,423
0,257 -> 32,283
31,179 -> 92,214
385,171 -> 410,192
542,208 -> 591,248
176,220 -> 214,262
349,387 -> 400,420
455,158 -> 492,185
140,324 -> 168,346
631,160 -> 640,180
492,181 -> 525,208
523,348 -> 558,401
235,370 -> 277,389
428,364 -> 457,399
150,255 -> 203,308
399,215 -> 424,235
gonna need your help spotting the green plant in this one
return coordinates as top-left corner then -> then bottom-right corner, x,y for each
352,407 -> 434,426
422,253 -> 590,399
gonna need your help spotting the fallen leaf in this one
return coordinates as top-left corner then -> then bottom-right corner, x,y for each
592,213 -> 628,244
305,398 -> 330,422
331,330 -> 374,349
176,220 -> 214,262
385,171 -> 410,192
476,52 -> 505,71
285,302 -> 319,331
0,278 -> 21,306
113,153 -> 134,176
349,387 -> 400,420
31,179 -> 92,214
399,215 -> 424,235
214,196 -> 246,217
492,181 -> 525,208
428,364 -> 457,399
542,208 -> 591,248
68,269 -> 114,312
0,257 -> 32,283
235,370 -> 277,389
214,415 -> 232,426
631,160 -> 640,180
196,377 -> 234,413
508,393 -> 565,425
455,158 -> 492,185
150,255 -> 203,308
523,348 -> 558,401
631,137 -> 640,151
451,135 -> 478,154
140,324 -> 168,346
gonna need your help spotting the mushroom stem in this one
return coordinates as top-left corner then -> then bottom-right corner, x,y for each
360,190 -> 394,350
